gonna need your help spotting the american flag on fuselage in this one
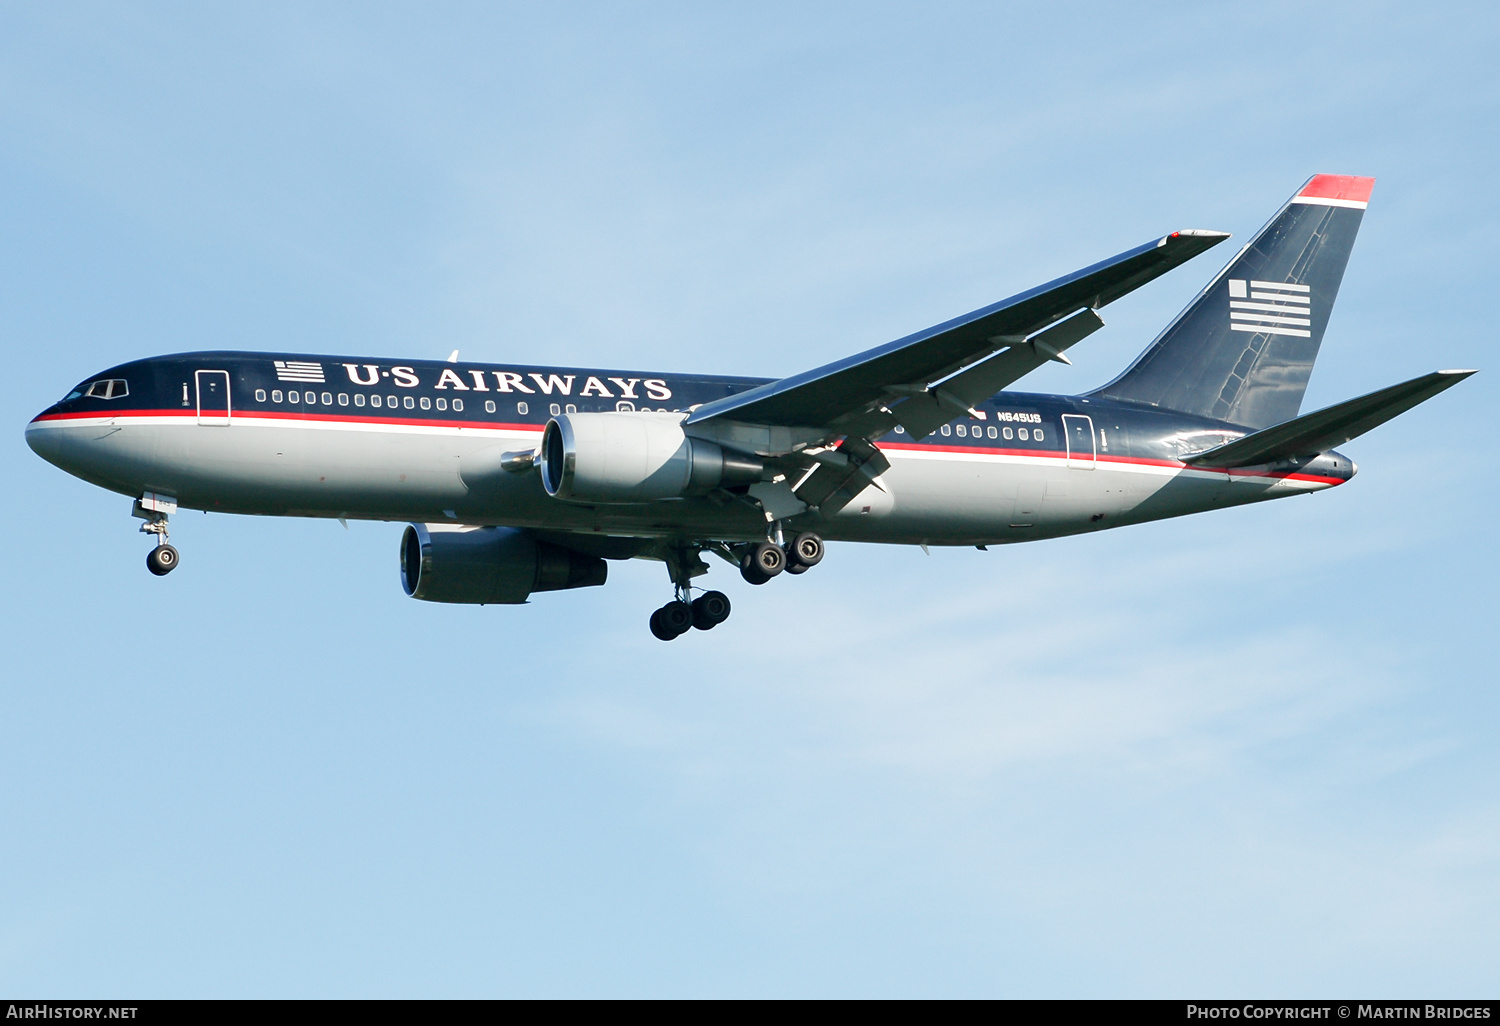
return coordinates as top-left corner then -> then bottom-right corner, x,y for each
273,360 -> 326,383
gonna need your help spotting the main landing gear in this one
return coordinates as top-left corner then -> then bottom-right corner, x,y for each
133,497 -> 180,576
647,531 -> 824,640
649,542 -> 733,641
740,532 -> 823,585
649,590 -> 732,641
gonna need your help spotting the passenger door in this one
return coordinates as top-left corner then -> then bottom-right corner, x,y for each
196,370 -> 231,426
1063,414 -> 1095,469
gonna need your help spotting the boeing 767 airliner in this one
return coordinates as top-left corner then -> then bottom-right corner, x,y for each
26,175 -> 1473,639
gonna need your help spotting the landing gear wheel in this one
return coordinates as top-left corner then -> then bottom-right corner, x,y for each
650,601 -> 693,641
691,590 -> 731,630
788,532 -> 824,569
146,544 -> 179,576
740,542 -> 784,585
663,600 -> 693,635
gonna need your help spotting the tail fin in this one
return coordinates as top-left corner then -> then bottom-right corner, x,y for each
1093,174 -> 1375,429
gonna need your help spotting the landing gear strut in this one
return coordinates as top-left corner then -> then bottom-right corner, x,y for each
133,497 -> 180,577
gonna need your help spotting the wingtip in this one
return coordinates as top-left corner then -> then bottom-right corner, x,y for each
1160,229 -> 1231,249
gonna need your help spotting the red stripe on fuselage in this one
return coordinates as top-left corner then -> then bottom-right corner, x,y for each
880,441 -> 1343,485
31,407 -> 545,433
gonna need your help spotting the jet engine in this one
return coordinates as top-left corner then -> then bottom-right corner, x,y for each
538,412 -> 764,503
400,523 -> 606,604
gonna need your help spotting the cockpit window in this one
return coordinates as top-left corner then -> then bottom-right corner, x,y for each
83,379 -> 129,399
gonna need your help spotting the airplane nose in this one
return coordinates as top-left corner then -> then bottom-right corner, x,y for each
25,413 -> 71,470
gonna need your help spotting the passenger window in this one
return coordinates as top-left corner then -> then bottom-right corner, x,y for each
940,423 -> 951,436
420,397 -> 431,410
272,390 -> 283,403
452,398 -> 463,412
435,398 -> 447,411
289,391 -> 300,403
956,424 -> 966,437
1018,428 -> 1028,440
1034,428 -> 1044,442
255,389 -> 267,402
549,403 -> 560,416
893,425 -> 905,434
321,392 -> 332,405
354,393 -> 366,407
370,395 -> 382,408
515,401 -> 527,415
404,396 -> 415,409
387,395 -> 397,407
987,426 -> 997,438
484,400 -> 496,413
565,404 -> 577,414
338,393 -> 349,406
616,401 -> 635,412
1003,426 -> 1012,440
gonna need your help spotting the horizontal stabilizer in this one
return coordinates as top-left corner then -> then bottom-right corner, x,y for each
1182,370 -> 1475,468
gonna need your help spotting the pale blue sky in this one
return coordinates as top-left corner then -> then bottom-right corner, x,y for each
2,1 -> 1497,997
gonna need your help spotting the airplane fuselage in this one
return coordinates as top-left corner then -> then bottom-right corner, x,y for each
26,351 -> 1354,552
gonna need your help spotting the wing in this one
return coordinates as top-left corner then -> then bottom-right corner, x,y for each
684,229 -> 1230,443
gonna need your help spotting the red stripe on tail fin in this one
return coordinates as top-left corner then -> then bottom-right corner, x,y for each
1297,174 -> 1376,204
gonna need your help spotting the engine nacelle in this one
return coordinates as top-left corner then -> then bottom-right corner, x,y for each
400,524 -> 606,604
538,412 -> 764,503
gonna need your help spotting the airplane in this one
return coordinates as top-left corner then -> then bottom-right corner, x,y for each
25,174 -> 1474,640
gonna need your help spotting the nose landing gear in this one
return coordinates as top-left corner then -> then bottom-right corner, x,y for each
146,543 -> 180,576
133,494 -> 180,576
